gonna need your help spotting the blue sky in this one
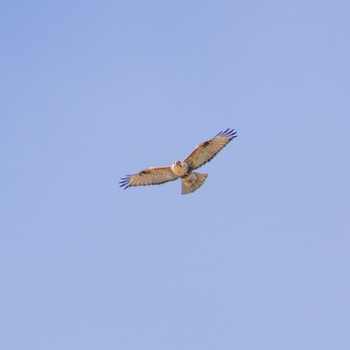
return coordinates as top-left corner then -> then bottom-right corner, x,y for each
1,1 -> 350,349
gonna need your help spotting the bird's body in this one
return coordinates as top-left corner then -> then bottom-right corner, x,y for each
120,128 -> 237,195
170,160 -> 208,194
170,160 -> 191,177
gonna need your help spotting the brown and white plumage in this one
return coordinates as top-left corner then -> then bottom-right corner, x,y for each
184,128 -> 237,169
119,166 -> 178,189
119,128 -> 237,194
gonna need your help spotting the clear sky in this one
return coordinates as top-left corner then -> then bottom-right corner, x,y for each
1,1 -> 350,349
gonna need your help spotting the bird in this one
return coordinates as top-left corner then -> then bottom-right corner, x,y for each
119,128 -> 237,195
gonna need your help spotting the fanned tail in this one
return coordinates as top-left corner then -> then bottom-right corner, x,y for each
181,172 -> 208,195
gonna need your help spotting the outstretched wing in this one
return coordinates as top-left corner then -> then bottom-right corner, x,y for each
183,128 -> 237,170
119,166 -> 178,189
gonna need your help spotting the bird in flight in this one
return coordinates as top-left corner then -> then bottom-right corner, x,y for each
119,128 -> 237,195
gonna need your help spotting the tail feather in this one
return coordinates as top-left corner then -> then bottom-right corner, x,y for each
181,172 -> 208,195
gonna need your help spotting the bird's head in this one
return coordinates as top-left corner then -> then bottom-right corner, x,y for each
173,160 -> 181,167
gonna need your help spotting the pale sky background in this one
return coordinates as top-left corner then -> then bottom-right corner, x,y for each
1,1 -> 350,349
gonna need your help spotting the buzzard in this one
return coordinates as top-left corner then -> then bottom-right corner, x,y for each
119,128 -> 237,195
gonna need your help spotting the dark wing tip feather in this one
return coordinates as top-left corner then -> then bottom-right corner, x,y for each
216,128 -> 237,139
119,175 -> 131,189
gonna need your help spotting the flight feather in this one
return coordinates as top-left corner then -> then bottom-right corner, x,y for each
183,128 -> 237,170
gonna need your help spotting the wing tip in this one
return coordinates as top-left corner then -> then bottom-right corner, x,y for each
216,128 -> 237,139
119,175 -> 131,189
